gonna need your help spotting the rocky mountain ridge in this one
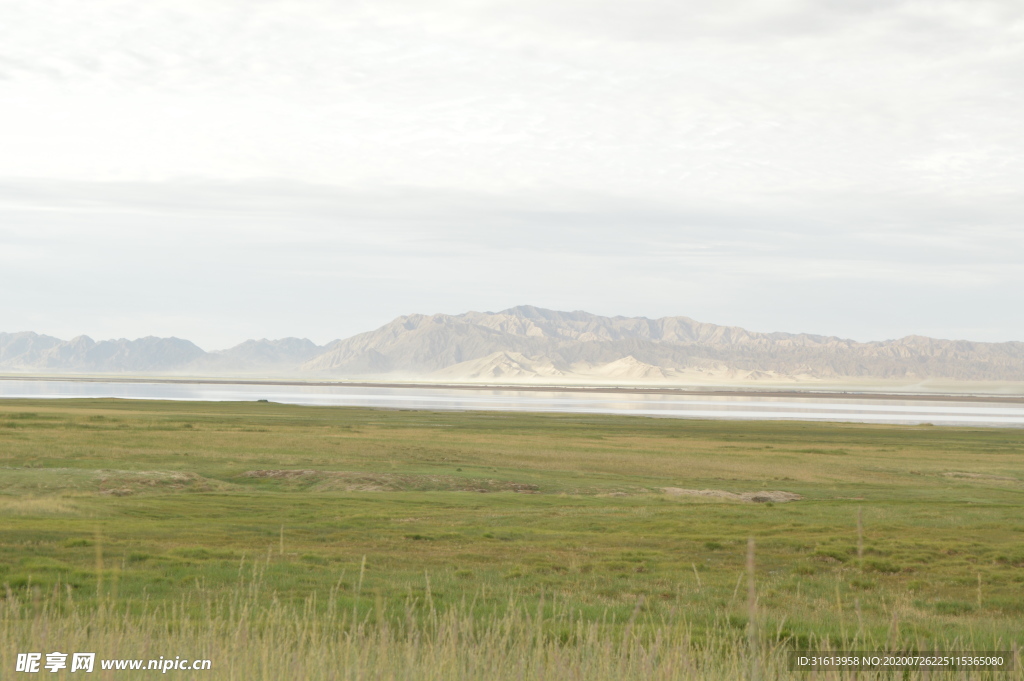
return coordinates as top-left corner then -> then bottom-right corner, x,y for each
3,306 -> 1023,382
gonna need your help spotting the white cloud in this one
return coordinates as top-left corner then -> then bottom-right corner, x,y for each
1,1 -> 1022,345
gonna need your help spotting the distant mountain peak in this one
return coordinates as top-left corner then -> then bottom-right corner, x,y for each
3,308 -> 1023,382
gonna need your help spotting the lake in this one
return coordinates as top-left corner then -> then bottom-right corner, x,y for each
2,379 -> 1023,427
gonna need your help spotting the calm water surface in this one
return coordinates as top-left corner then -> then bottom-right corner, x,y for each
1,380 -> 1022,427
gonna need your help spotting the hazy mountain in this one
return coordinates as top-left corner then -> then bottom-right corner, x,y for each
0,332 -> 65,368
217,338 -> 322,365
0,333 -> 322,375
4,306 -> 1024,382
302,306 -> 1024,382
0,333 -> 205,373
189,338 -> 324,373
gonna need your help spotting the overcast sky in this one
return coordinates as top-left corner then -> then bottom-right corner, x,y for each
2,0 -> 1023,350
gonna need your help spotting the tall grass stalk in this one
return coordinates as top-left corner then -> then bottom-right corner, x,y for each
4,567 -> 1017,681
747,537 -> 759,681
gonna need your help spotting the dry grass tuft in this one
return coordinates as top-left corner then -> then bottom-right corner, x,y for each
662,488 -> 802,503
0,496 -> 83,516
239,470 -> 540,493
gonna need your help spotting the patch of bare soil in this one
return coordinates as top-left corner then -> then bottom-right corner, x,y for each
96,470 -> 229,495
661,487 -> 802,503
238,470 -> 540,494
240,470 -> 319,479
943,472 -> 1018,482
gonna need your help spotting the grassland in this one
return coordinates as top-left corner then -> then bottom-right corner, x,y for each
1,398 -> 1023,679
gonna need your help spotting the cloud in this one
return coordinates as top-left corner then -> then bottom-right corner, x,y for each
0,1 -> 1022,345
2,0 -> 1022,195
2,177 -> 1022,346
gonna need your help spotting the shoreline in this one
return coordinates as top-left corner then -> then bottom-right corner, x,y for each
3,374 -> 1024,404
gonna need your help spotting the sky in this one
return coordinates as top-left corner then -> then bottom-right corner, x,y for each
2,0 -> 1023,350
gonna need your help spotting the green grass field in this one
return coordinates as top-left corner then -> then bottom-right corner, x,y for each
2,398 -> 1022,679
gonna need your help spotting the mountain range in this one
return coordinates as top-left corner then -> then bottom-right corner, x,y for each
3,306 -> 1024,384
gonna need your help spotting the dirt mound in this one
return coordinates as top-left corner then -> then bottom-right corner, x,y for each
943,472 -> 1017,482
95,470 -> 229,495
240,470 -> 319,479
1,467 -> 229,496
661,487 -> 802,503
238,470 -> 540,494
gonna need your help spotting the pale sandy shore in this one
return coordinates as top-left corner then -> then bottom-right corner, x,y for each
3,374 -> 1024,404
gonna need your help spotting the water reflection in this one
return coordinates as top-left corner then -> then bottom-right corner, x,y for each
0,380 -> 1022,427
